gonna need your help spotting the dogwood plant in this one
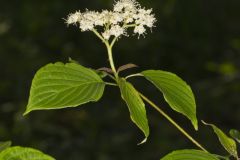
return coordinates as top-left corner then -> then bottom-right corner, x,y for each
19,0 -> 239,159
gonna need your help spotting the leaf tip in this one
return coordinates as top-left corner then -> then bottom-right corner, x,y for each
193,122 -> 198,131
137,137 -> 147,145
201,120 -> 209,126
191,118 -> 198,130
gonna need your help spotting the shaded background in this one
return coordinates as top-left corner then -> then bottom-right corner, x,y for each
0,0 -> 240,159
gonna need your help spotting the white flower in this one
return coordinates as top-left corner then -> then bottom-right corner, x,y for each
102,25 -> 126,40
134,9 -> 156,27
110,12 -> 124,24
109,25 -> 125,37
66,11 -> 81,25
79,19 -> 94,31
80,11 -> 99,31
66,0 -> 156,40
114,0 -> 139,13
134,25 -> 146,35
122,11 -> 135,23
97,10 -> 110,25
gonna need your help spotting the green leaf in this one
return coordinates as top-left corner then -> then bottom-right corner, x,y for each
203,121 -> 238,158
142,70 -> 198,130
161,149 -> 220,160
230,129 -> 240,143
0,146 -> 55,160
118,78 -> 149,144
25,62 -> 105,115
0,141 -> 11,152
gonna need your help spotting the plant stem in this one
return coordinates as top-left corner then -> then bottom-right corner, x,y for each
105,82 -> 118,86
92,29 -> 118,79
92,29 -> 105,43
125,73 -> 143,80
106,42 -> 118,79
110,37 -> 118,48
138,92 -> 209,153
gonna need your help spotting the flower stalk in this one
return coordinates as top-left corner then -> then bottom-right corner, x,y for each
93,28 -> 118,79
106,41 -> 118,78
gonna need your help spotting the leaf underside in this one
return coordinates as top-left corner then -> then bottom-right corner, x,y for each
161,149 -> 220,160
142,70 -> 198,130
117,63 -> 138,73
118,78 -> 149,144
25,62 -> 105,114
97,67 -> 113,74
0,146 -> 55,160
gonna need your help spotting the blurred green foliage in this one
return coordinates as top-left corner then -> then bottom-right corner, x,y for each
0,0 -> 239,159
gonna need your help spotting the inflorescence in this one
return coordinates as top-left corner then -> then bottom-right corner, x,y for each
66,0 -> 156,41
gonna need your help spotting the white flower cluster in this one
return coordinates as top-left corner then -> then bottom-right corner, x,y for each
66,0 -> 156,40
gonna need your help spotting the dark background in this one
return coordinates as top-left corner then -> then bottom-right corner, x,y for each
0,0 -> 239,159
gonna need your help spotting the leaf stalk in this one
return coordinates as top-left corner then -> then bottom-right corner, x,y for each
138,91 -> 209,153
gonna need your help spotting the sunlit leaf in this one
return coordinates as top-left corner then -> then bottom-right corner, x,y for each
142,70 -> 198,130
119,78 -> 149,144
0,146 -> 55,160
25,62 -> 105,114
161,149 -> 220,160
